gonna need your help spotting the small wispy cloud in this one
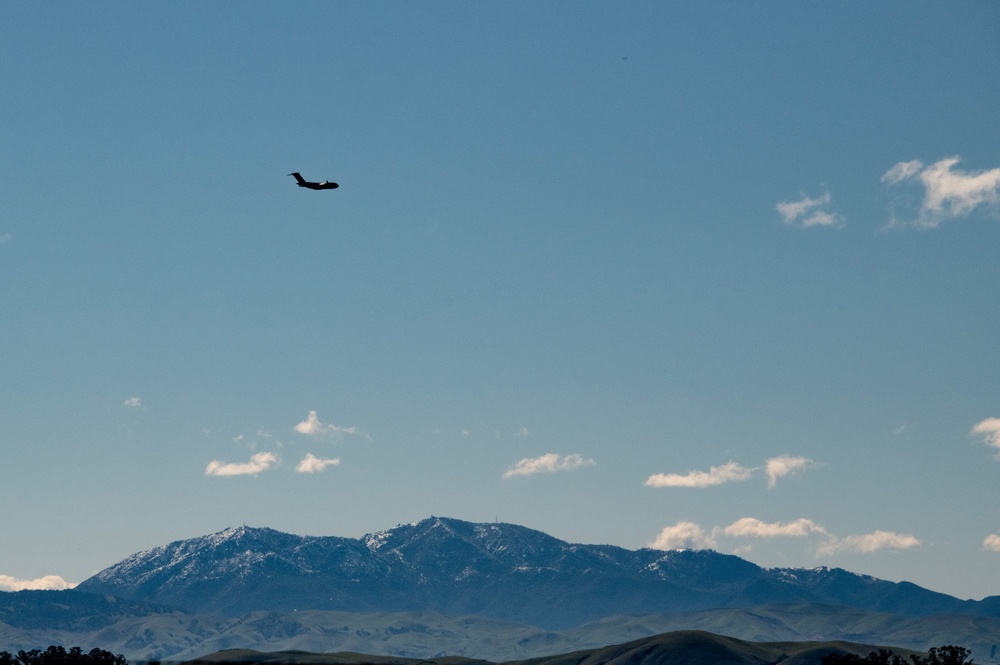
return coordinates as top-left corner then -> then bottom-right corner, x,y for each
0,574 -> 76,591
515,426 -> 532,437
882,160 -> 924,185
204,451 -> 278,477
816,530 -> 921,556
723,517 -> 827,539
294,410 -> 358,437
983,534 -> 1000,552
645,461 -> 753,488
882,156 -> 1000,229
0,232 -> 12,245
776,191 -> 844,229
648,521 -> 717,550
765,455 -> 812,488
972,417 -> 1000,452
296,453 -> 341,473
123,397 -> 142,409
647,455 -> 814,489
502,453 -> 595,479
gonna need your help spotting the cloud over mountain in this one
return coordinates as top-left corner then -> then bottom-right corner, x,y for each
650,516 -> 915,559
816,530 -> 921,555
723,517 -> 827,539
0,574 -> 76,591
648,521 -> 717,550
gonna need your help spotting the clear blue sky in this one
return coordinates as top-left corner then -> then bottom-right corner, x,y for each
2,2 -> 999,601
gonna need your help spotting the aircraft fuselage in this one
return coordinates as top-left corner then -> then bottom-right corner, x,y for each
289,172 -> 339,190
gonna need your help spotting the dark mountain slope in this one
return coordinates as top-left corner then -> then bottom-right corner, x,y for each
0,589 -> 177,630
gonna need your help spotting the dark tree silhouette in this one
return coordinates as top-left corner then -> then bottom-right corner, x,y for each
822,646 -> 973,665
821,649 -> 907,665
922,646 -> 975,665
0,647 -> 126,665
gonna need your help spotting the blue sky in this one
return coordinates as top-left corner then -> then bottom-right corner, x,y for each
2,2 -> 999,601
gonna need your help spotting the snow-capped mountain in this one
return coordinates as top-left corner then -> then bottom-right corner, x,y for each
75,517 -> 998,629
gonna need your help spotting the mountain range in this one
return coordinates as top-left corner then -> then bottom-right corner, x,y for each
74,517 -> 1000,628
4,517 -> 999,662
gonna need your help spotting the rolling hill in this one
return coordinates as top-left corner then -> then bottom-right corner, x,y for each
178,630 -> 922,665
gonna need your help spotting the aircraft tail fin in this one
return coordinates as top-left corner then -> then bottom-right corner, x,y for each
288,172 -> 306,185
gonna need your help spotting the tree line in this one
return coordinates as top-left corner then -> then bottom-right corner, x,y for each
822,646 -> 974,665
0,643 -> 974,665
0,647 -> 126,665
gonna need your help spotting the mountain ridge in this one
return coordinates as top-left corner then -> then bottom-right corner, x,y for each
75,517 -> 999,629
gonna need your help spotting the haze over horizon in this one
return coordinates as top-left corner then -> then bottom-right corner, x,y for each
2,3 -> 999,602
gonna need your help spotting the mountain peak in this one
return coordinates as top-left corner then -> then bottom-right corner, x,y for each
201,525 -> 285,547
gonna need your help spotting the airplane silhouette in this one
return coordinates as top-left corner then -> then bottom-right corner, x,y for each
288,172 -> 339,190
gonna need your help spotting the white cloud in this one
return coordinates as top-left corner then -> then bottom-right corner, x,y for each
881,159 -> 924,185
296,453 -> 341,473
724,517 -> 827,539
123,397 -> 142,409
0,232 -> 12,245
294,410 -> 358,437
983,534 -> 1000,552
816,530 -> 920,556
972,417 -> 1000,450
204,451 -> 278,477
776,191 -> 844,228
0,575 -> 76,591
882,156 -> 1000,228
645,461 -> 753,488
765,455 -> 812,488
515,426 -> 532,437
502,453 -> 595,479
648,521 -> 717,550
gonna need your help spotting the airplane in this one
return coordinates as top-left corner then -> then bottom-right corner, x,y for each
288,172 -> 339,190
